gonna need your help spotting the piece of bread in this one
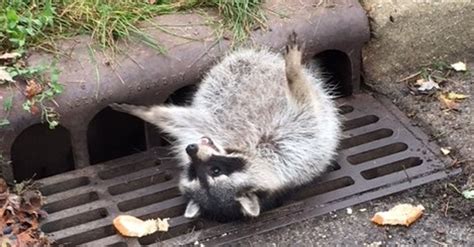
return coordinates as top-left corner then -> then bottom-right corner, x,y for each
113,215 -> 169,237
371,204 -> 425,227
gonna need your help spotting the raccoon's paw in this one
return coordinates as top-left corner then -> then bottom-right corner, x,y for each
109,103 -> 147,114
285,31 -> 304,83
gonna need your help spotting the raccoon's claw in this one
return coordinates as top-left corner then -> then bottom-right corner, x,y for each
286,31 -> 303,54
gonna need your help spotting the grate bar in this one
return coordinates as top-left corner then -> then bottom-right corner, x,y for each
37,93 -> 459,246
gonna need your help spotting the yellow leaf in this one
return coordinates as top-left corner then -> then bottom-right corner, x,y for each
439,94 -> 459,110
447,92 -> 469,100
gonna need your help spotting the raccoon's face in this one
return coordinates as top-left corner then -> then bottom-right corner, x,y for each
179,137 -> 261,222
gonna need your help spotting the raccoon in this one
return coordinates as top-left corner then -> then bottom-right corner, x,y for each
110,32 -> 342,222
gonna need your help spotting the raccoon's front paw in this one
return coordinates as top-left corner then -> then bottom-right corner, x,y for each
109,103 -> 147,114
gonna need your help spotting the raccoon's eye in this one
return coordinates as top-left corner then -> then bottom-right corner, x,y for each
210,167 -> 221,176
225,148 -> 241,154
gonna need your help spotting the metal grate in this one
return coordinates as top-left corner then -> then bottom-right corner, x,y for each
37,93 -> 459,246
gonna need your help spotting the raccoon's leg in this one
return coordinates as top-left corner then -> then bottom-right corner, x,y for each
109,103 -> 202,136
284,32 -> 314,104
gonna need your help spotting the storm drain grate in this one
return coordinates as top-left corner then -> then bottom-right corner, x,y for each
37,93 -> 459,246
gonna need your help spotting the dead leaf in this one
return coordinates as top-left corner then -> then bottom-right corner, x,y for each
0,178 -> 7,193
439,94 -> 460,110
446,92 -> 469,100
0,52 -> 21,60
450,62 -> 467,72
440,147 -> 451,156
148,0 -> 157,3
0,67 -> 14,83
415,78 -> 439,92
25,80 -> 43,99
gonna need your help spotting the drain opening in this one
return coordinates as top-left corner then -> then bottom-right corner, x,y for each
56,224 -> 115,246
117,187 -> 182,212
342,115 -> 379,131
43,192 -> 99,214
165,85 -> 198,106
42,208 -> 108,233
40,176 -> 90,196
361,157 -> 423,180
98,160 -> 159,180
11,124 -> 74,181
339,128 -> 393,150
108,172 -> 173,195
87,107 -> 147,165
314,50 -> 352,97
290,176 -> 355,202
347,143 -> 408,165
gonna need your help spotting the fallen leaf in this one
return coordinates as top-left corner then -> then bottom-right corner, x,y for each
450,62 -> 467,72
25,80 -> 43,99
371,204 -> 425,227
439,94 -> 459,110
462,190 -> 474,199
446,92 -> 469,100
0,52 -> 21,60
440,147 -> 451,156
0,67 -> 14,83
415,78 -> 439,92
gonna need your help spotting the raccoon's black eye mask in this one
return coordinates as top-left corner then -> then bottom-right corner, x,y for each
187,155 -> 246,181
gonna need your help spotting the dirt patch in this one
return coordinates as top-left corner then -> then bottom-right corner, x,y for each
0,178 -> 50,246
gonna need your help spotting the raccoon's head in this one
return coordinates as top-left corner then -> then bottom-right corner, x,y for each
179,136 -> 261,222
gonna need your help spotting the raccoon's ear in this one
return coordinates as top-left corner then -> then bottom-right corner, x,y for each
184,200 -> 201,218
237,193 -> 260,217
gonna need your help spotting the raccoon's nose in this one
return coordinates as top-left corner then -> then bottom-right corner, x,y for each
186,144 -> 199,156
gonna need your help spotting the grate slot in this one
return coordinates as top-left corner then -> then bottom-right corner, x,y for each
117,187 -> 182,212
138,221 -> 205,245
43,192 -> 99,214
290,176 -> 354,202
339,105 -> 354,115
347,143 -> 408,165
98,160 -> 158,180
40,177 -> 90,196
42,208 -> 108,233
342,115 -> 379,131
361,157 -> 423,180
107,243 -> 127,247
108,172 -> 173,195
339,128 -> 393,150
326,162 -> 341,172
140,204 -> 187,220
56,225 -> 116,246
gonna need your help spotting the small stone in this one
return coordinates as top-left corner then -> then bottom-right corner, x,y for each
346,208 -> 353,214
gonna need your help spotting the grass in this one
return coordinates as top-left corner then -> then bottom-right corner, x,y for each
0,0 -> 265,53
0,0 -> 265,129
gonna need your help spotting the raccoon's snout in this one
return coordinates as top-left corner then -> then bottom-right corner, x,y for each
186,144 -> 199,156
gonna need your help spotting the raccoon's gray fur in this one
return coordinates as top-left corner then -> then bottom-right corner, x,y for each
110,32 -> 341,222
